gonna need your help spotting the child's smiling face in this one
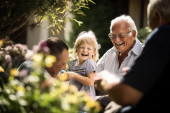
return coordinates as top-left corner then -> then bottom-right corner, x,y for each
77,42 -> 95,63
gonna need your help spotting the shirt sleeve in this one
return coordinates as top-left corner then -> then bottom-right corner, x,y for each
97,49 -> 111,72
86,59 -> 97,75
96,56 -> 105,72
68,59 -> 77,71
18,60 -> 34,75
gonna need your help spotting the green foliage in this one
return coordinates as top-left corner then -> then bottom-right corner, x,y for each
0,0 -> 94,39
66,48 -> 74,70
137,26 -> 152,43
67,0 -> 119,57
0,39 -> 101,113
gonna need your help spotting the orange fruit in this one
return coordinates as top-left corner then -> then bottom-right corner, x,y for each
59,72 -> 68,81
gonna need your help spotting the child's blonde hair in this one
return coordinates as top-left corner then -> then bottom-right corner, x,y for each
73,30 -> 100,62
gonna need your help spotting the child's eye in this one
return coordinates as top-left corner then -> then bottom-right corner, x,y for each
88,48 -> 91,50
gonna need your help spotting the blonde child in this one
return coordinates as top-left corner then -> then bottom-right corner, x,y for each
67,30 -> 99,100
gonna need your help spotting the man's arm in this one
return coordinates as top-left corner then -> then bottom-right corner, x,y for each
95,71 -> 143,106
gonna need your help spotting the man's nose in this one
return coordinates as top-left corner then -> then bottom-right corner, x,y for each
114,36 -> 121,41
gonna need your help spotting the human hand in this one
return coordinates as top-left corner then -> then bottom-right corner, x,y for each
122,67 -> 130,74
41,77 -> 58,88
58,70 -> 69,81
67,71 -> 76,79
95,70 -> 120,93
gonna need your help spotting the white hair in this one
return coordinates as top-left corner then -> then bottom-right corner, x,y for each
110,15 -> 138,37
148,0 -> 170,25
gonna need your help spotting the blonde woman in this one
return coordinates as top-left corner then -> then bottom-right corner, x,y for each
67,30 -> 99,100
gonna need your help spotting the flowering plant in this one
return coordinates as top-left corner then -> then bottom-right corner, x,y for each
0,39 -> 101,113
0,38 -> 32,83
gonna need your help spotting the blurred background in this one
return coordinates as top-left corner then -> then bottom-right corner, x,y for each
3,0 -> 151,57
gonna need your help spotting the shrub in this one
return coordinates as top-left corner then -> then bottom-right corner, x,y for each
0,39 -> 101,113
137,26 -> 152,43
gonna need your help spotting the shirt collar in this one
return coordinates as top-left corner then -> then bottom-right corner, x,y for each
130,38 -> 144,56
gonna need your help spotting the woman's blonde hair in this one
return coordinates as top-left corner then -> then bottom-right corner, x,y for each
73,30 -> 100,62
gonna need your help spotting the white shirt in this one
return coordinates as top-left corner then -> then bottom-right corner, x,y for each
97,39 -> 144,77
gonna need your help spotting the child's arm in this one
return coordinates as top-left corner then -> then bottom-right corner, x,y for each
67,71 -> 95,86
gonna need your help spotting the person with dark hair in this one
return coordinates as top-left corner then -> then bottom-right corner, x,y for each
18,37 -> 69,78
95,0 -> 170,112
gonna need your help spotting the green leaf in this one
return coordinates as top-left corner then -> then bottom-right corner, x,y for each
50,29 -> 56,36
71,19 -> 83,26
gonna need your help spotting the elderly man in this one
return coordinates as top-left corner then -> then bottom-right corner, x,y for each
96,15 -> 144,113
95,0 -> 170,113
97,15 -> 144,77
18,37 -> 69,78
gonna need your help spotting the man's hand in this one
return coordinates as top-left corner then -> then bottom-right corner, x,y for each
94,70 -> 120,94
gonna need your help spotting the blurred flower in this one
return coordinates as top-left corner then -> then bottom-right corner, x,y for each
17,86 -> 25,92
18,69 -> 29,77
65,94 -> 78,104
0,38 -> 32,79
0,66 -> 4,72
0,40 -> 3,47
33,40 -> 50,54
60,82 -> 69,92
10,68 -> 18,76
25,49 -> 33,60
0,39 -> 101,113
32,53 -> 43,65
41,77 -> 57,88
45,55 -> 56,67
69,84 -> 78,93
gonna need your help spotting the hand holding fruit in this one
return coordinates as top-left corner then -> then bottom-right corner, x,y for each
58,70 -> 69,81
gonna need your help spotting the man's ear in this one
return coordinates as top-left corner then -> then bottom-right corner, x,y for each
132,30 -> 136,37
132,30 -> 136,39
156,11 -> 164,25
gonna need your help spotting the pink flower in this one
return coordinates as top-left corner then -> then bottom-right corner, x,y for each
5,54 -> 12,67
19,69 -> 29,77
25,50 -> 33,60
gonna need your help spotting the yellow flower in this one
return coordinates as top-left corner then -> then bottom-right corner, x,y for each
61,82 -> 69,92
45,55 -> 56,67
32,53 -> 43,65
0,66 -> 4,72
87,100 -> 96,108
0,40 -> 3,47
65,94 -> 78,104
69,84 -> 78,93
17,86 -> 25,92
84,96 -> 101,112
94,101 -> 101,112
10,68 -> 18,76
50,90 -> 57,97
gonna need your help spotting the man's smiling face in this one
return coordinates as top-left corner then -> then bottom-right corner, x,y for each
111,21 -> 136,54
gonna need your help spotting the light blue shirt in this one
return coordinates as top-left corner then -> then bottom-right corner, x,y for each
97,39 -> 144,78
